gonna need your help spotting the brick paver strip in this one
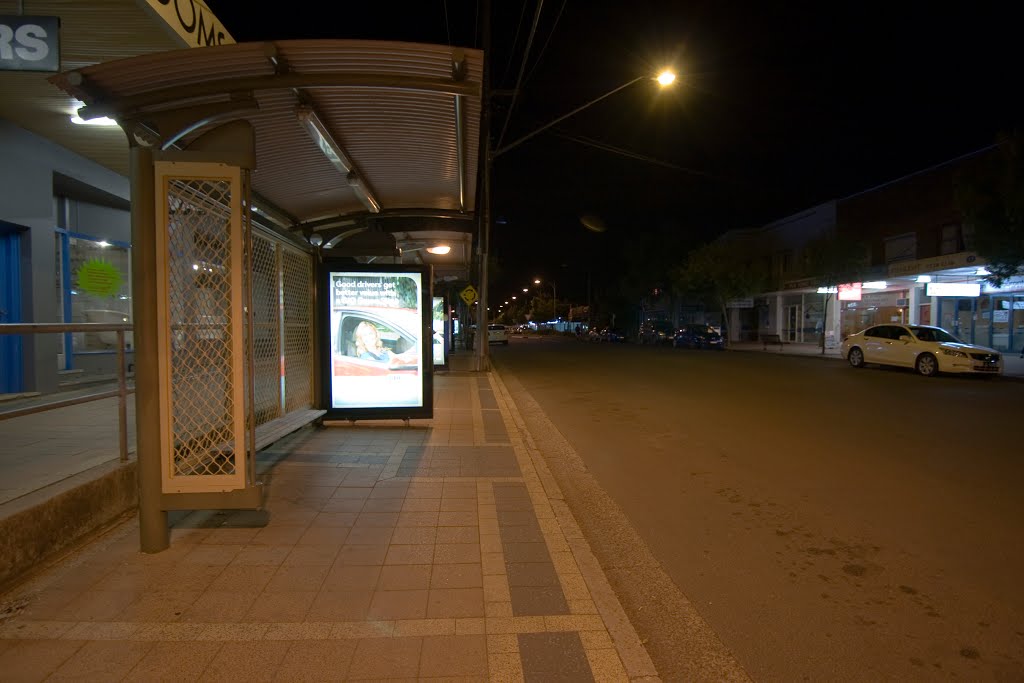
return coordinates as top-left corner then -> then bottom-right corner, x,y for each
518,631 -> 595,682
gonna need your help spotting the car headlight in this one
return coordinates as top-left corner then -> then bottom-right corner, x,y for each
941,349 -> 968,359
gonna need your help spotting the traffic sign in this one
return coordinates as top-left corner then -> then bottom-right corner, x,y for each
459,284 -> 478,306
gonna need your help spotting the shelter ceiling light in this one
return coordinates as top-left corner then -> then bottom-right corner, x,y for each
426,244 -> 451,254
71,115 -> 118,126
296,105 -> 380,214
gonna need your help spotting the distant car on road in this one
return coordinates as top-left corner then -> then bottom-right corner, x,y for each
841,324 -> 1002,377
673,324 -> 725,350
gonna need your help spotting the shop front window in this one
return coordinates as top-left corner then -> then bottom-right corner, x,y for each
56,234 -> 132,354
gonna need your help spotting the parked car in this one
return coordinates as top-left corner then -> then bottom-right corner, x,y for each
487,323 -> 509,345
841,324 -> 1002,377
595,327 -> 626,343
639,320 -> 674,345
673,323 -> 725,350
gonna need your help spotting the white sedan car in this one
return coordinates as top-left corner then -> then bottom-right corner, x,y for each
841,324 -> 1002,377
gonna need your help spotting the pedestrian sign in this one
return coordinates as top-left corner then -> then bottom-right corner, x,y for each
460,284 -> 478,306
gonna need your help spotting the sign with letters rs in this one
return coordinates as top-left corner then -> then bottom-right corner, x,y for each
0,16 -> 60,72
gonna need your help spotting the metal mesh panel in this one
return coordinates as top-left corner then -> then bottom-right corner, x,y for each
250,232 -> 281,426
166,178 -> 237,477
282,245 -> 314,412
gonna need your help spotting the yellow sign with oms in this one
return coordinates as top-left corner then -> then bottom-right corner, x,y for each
460,284 -> 478,306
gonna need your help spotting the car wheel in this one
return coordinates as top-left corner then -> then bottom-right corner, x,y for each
848,347 -> 865,368
915,353 -> 939,377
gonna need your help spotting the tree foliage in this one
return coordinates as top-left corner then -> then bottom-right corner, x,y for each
671,239 -> 768,331
955,132 -> 1024,286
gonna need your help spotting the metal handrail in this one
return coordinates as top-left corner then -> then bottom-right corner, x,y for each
0,322 -> 135,463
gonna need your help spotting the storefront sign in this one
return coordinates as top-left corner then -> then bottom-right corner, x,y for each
138,0 -> 235,47
0,15 -> 60,72
888,252 -> 979,277
838,283 -> 862,301
926,282 -> 980,297
727,298 -> 754,308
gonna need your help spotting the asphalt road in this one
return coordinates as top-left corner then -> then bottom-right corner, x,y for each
490,335 -> 1024,682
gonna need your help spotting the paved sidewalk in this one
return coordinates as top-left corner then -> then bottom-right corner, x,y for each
0,353 -> 659,682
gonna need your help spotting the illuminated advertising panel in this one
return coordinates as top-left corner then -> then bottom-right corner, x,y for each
838,282 -> 862,301
432,296 -> 448,367
320,263 -> 433,420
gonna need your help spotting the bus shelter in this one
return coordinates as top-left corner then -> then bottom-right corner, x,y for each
48,40 -> 483,551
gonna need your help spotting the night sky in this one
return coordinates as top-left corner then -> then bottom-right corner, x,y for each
205,1 -> 1023,302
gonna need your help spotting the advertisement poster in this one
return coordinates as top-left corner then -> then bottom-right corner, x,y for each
323,265 -> 432,417
432,296 -> 447,367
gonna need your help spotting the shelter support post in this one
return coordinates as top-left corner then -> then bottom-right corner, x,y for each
130,143 -> 170,553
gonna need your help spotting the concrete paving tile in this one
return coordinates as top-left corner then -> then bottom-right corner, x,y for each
12,590 -> 81,621
384,543 -> 435,565
250,524 -> 309,546
263,622 -> 333,640
486,616 -> 545,634
509,586 -> 569,616
274,639 -> 357,680
482,574 -> 511,603
0,620 -> 74,640
132,622 -> 268,642
366,589 -> 429,620
59,589 -> 140,622
345,525 -> 395,545
392,618 -> 456,637
297,526 -> 349,547
506,562 -> 560,588
569,598 -> 599,614
436,526 -> 480,544
196,639 -> 290,682
584,647 -> 629,683
347,636 -> 422,679
0,637 -> 85,680
331,487 -> 372,500
335,544 -> 388,566
243,590 -> 316,622
487,651 -> 526,682
487,632 -> 519,654
305,590 -> 373,622
360,497 -> 404,513
419,634 -> 488,678
426,588 -> 485,619
481,552 -> 506,577
406,483 -> 444,498
430,563 -> 482,589
117,590 -> 203,622
559,573 -> 592,601
330,621 -> 395,639
434,543 -> 481,564
121,640 -> 222,682
230,545 -> 292,567
396,511 -> 440,527
323,564 -> 381,591
377,564 -> 432,591
499,524 -> 545,543
180,590 -> 258,623
311,511 -> 358,527
390,525 -> 437,545
439,510 -> 478,527
320,498 -> 366,513
354,512 -> 399,528
579,630 -> 615,650
502,542 -> 551,563
485,601 -> 514,617
183,543 -> 244,566
543,614 -> 606,632
518,632 -> 594,681
455,617 -> 486,635
208,564 -> 277,593
47,639 -> 154,681
440,497 -> 478,512
282,544 -> 342,567
401,497 -> 441,512
61,621 -> 139,640
264,564 -> 329,593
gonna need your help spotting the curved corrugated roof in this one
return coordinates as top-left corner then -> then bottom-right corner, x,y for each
48,39 -> 483,272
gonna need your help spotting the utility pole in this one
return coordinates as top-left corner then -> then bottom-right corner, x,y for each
475,0 -> 492,371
